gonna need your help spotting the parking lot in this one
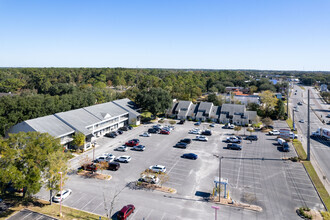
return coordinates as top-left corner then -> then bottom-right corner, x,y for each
36,120 -> 325,219
7,209 -> 58,220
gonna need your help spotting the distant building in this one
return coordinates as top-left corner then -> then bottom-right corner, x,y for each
225,94 -> 260,106
167,101 -> 257,125
219,104 -> 257,125
9,98 -> 140,150
225,87 -> 250,94
320,84 -> 328,92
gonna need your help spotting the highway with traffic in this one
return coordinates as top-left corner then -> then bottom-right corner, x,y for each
290,84 -> 330,193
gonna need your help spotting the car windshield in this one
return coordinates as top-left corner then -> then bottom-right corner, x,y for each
56,193 -> 61,197
117,212 -> 124,217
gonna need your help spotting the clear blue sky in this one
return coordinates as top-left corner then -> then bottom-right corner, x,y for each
0,0 -> 329,70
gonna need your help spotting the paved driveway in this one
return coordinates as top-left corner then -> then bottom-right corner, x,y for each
36,121 -> 325,219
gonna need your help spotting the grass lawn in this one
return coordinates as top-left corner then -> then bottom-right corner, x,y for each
299,86 -> 306,91
140,111 -> 152,118
303,161 -> 330,211
292,139 -> 307,160
29,202 -> 108,220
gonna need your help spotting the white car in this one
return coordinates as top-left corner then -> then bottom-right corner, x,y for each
195,135 -> 208,141
52,189 -> 72,202
102,153 -> 116,161
115,145 -> 127,152
149,165 -> 166,173
115,155 -> 131,163
94,155 -> 112,163
269,130 -> 280,135
138,175 -> 159,184
299,119 -> 305,123
189,129 -> 201,134
141,132 -> 151,137
226,136 -> 241,143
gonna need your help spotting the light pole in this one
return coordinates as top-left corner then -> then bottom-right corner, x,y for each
58,171 -> 63,217
211,205 -> 220,220
213,154 -> 223,202
92,141 -> 96,162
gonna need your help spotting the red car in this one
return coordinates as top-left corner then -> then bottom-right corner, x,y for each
117,204 -> 135,220
160,130 -> 170,135
82,163 -> 97,172
125,140 -> 139,147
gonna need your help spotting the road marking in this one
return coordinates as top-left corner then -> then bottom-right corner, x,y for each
167,158 -> 181,174
235,150 -> 243,188
80,197 -> 96,210
160,212 -> 167,220
21,212 -> 32,220
292,192 -> 319,199
91,201 -> 104,213
144,210 -> 153,219
130,208 -> 139,219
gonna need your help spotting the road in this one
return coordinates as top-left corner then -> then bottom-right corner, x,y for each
290,85 -> 330,193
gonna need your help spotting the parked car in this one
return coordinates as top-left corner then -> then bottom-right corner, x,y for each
132,145 -> 145,151
298,102 -> 303,105
105,132 -> 116,138
115,145 -> 127,152
326,114 -> 330,118
282,142 -> 290,152
138,175 -> 159,184
269,130 -> 280,135
102,153 -> 116,161
115,155 -> 131,163
160,130 -> 170,135
149,165 -> 166,173
246,135 -> 258,141
148,128 -> 158,133
81,163 -> 97,172
117,204 -> 135,220
194,121 -> 201,126
265,125 -> 274,129
202,130 -> 212,136
227,143 -> 242,150
195,135 -> 208,141
118,130 -> 123,135
210,123 -> 215,127
182,153 -> 198,160
174,142 -> 188,149
178,119 -> 185,124
94,155 -> 112,163
140,132 -> 151,137
53,189 -> 72,202
189,129 -> 201,134
277,138 -> 286,146
125,140 -> 139,147
108,162 -> 120,171
226,136 -> 241,143
180,138 -> 192,144
132,139 -> 140,143
223,123 -> 235,129
128,126 -> 133,130
299,119 -> 305,123
120,126 -> 128,131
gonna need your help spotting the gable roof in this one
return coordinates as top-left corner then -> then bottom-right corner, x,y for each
198,102 -> 213,113
113,98 -> 140,116
84,102 -> 128,120
22,115 -> 74,137
221,104 -> 245,115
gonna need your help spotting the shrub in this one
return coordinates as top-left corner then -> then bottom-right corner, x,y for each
188,118 -> 192,121
169,120 -> 176,125
158,119 -> 164,123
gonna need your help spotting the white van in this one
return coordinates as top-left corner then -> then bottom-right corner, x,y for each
277,138 -> 286,146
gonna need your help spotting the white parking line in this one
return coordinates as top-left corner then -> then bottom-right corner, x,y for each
144,209 -> 153,219
292,192 -> 319,199
80,197 -> 96,210
167,159 -> 181,174
22,212 -> 32,220
160,212 -> 166,220
91,201 -> 105,213
236,150 -> 243,188
130,208 -> 139,219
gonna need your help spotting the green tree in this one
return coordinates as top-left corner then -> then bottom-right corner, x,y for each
0,132 -> 66,197
274,99 -> 286,119
72,132 -> 85,150
44,150 -> 68,204
262,117 -> 273,128
260,90 -> 277,117
135,88 -> 172,116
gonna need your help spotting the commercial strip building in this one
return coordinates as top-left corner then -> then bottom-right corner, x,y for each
9,98 -> 140,150
167,101 -> 257,125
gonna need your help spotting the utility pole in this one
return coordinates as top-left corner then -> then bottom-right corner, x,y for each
292,109 -> 295,131
307,89 -> 311,161
287,83 -> 289,116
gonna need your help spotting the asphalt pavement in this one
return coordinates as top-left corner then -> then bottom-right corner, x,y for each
36,120 -> 325,219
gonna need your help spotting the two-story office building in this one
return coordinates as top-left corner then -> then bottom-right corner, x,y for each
9,98 -> 140,150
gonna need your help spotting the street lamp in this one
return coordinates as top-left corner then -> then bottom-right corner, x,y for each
211,206 -> 220,220
58,171 -> 63,217
213,154 -> 223,202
